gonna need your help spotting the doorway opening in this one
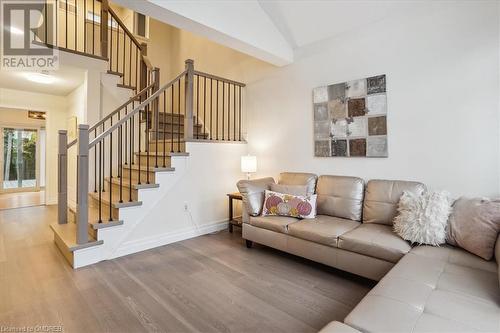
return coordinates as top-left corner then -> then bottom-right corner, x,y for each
0,110 -> 46,210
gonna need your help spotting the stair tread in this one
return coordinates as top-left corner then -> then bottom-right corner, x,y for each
50,223 -> 103,252
122,164 -> 176,172
69,205 -> 123,229
107,70 -> 123,77
105,176 -> 159,189
134,151 -> 189,157
117,83 -> 136,90
89,191 -> 142,208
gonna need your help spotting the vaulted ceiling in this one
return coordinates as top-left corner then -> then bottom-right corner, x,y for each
114,0 -> 453,66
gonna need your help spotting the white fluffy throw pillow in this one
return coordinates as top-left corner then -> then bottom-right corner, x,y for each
393,191 -> 452,246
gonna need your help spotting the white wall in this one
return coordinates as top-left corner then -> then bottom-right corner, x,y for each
246,2 -> 500,197
119,142 -> 246,252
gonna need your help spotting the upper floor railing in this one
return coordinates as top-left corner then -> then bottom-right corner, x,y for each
38,0 -> 148,92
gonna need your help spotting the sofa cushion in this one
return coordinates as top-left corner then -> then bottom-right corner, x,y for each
237,177 -> 275,216
278,172 -> 318,195
446,197 -> 500,260
339,223 -> 411,263
345,245 -> 500,333
316,175 -> 364,221
270,183 -> 308,196
287,215 -> 360,247
363,179 -> 425,225
249,215 -> 299,234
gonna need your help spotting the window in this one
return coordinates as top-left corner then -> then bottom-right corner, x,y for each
134,12 -> 149,39
86,11 -> 118,29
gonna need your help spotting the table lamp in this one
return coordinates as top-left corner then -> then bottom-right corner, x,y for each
241,155 -> 257,180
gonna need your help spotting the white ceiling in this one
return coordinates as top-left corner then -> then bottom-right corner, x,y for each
258,0 -> 442,49
0,66 -> 86,96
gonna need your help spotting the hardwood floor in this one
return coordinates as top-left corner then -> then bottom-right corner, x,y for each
0,190 -> 45,210
0,205 -> 374,332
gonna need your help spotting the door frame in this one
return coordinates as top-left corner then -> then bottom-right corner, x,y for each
0,124 -> 42,193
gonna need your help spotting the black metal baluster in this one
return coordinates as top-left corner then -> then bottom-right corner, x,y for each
138,99 -> 141,185
110,16 -> 113,71
196,75 -> 199,139
124,104 -> 128,165
177,79 -> 181,152
129,110 -> 133,202
222,82 -> 225,140
92,0 -> 95,54
102,124 -> 105,193
233,84 -> 236,141
163,91 -> 166,167
216,80 -> 219,140
204,77 -> 206,139
239,86 -> 242,141
129,39 -> 132,87
94,129 -> 97,192
84,0 -> 86,53
122,28 -> 126,85
146,76 -> 150,184
98,140 -> 102,223
170,86 -> 174,153
116,26 -> 120,73
119,108 -> 123,203
210,79 -> 213,140
74,0 -> 77,51
55,0 -> 58,46
65,0 -> 68,48
228,84 -> 231,141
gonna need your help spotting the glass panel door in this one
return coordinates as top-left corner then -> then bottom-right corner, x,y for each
2,128 -> 38,190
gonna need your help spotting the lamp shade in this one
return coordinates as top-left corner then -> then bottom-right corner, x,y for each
241,155 -> 257,173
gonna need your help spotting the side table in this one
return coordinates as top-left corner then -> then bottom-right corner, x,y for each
227,192 -> 243,233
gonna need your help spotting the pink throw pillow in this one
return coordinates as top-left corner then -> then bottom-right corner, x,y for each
262,190 -> 317,219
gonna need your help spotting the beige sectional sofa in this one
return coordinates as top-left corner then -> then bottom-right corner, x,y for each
237,172 -> 500,333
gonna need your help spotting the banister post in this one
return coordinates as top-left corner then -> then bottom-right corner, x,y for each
76,125 -> 89,245
58,130 -> 68,224
100,0 -> 109,59
151,67 -> 160,150
184,59 -> 194,140
140,43 -> 148,93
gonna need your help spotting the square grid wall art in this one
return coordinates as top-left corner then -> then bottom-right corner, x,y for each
313,74 -> 388,157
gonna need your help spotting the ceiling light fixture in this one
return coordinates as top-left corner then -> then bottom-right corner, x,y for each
23,71 -> 57,84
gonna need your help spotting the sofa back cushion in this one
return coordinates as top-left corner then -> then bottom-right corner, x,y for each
316,175 -> 364,221
278,172 -> 318,195
237,177 -> 275,216
363,179 -> 425,225
270,183 -> 308,196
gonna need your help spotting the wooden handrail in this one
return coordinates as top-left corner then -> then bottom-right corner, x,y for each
108,6 -> 142,48
193,70 -> 246,87
90,70 -> 187,148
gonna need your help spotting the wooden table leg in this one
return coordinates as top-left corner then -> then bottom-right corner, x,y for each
228,196 -> 233,233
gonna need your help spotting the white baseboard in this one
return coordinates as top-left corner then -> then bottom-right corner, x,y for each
111,220 -> 229,259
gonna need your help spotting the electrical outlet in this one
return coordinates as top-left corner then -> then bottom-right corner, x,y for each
184,202 -> 188,211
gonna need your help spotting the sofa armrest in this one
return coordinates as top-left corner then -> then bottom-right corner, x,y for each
237,177 -> 275,223
319,321 -> 361,333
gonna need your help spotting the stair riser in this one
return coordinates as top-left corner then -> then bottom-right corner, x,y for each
68,210 -> 98,239
148,141 -> 186,153
135,155 -> 171,167
105,179 -> 140,202
121,168 -> 157,183
88,194 -> 120,220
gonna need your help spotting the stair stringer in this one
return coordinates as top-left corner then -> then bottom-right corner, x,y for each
101,155 -> 189,260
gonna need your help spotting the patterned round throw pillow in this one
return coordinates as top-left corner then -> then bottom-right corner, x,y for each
393,190 -> 452,246
262,190 -> 317,219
